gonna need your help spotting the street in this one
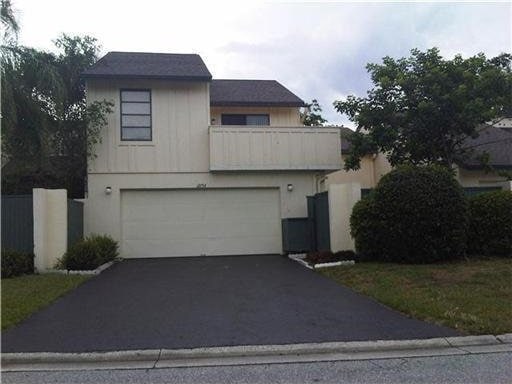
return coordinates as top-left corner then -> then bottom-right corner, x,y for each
3,352 -> 511,384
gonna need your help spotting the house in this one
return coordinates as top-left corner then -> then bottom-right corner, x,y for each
325,122 -> 512,190
82,52 -> 341,258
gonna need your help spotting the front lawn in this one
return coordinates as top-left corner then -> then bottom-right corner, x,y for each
320,258 -> 512,335
1,274 -> 90,330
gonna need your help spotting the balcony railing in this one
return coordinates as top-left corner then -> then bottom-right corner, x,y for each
209,125 -> 342,171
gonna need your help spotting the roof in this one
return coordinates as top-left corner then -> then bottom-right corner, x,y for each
459,124 -> 512,169
82,52 -> 212,81
210,79 -> 305,107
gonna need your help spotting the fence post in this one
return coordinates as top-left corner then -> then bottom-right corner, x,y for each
33,189 -> 68,271
328,183 -> 361,252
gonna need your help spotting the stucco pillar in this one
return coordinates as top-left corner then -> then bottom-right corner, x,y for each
328,183 -> 361,252
33,188 -> 68,271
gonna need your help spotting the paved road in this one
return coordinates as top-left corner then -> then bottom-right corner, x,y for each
2,256 -> 457,353
3,352 -> 511,383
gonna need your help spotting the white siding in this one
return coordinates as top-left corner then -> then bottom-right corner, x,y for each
87,79 -> 211,173
210,126 -> 342,171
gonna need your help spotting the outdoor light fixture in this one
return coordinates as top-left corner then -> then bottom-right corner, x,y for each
287,184 -> 294,192
105,186 -> 112,195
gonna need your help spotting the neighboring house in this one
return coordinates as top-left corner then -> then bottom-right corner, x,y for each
325,122 -> 512,190
82,52 -> 341,258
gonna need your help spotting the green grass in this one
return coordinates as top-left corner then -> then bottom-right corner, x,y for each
319,258 -> 512,335
1,274 -> 90,330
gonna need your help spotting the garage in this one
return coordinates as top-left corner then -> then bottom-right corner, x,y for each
121,188 -> 282,258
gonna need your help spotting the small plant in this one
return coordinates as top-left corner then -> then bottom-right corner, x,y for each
305,250 -> 356,265
1,250 -> 34,278
467,190 -> 512,257
58,234 -> 119,271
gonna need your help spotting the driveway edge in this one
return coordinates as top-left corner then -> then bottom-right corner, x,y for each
2,334 -> 511,372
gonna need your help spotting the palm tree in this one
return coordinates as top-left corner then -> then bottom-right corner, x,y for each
1,0 -> 19,43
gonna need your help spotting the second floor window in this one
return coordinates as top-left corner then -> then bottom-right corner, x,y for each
120,90 -> 152,141
221,114 -> 270,126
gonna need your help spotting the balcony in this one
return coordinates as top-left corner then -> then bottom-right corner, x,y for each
209,126 -> 342,171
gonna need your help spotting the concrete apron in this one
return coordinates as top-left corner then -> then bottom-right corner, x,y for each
2,334 -> 512,372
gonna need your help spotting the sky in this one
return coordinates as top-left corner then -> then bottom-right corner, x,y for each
12,0 -> 512,127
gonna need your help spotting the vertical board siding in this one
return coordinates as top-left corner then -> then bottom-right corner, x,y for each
1,195 -> 34,253
209,126 -> 342,170
67,200 -> 84,247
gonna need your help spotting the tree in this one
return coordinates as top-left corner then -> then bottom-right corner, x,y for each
1,0 -> 19,44
334,48 -> 512,171
301,99 -> 328,126
1,34 -> 113,197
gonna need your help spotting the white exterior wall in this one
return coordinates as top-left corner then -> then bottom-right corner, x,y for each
33,189 -> 68,271
328,183 -> 361,252
87,79 -> 211,173
210,106 -> 301,126
85,172 -> 319,253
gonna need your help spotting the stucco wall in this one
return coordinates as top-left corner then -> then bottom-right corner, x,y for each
85,172 -> 319,248
325,154 -> 391,189
210,106 -> 301,126
87,79 -> 210,174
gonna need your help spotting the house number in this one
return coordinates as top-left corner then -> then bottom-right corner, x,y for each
196,183 -> 207,189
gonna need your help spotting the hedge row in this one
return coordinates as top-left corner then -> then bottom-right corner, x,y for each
350,165 -> 511,263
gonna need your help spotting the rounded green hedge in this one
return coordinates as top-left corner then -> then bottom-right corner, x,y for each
467,190 -> 512,257
1,249 -> 34,278
350,165 -> 468,263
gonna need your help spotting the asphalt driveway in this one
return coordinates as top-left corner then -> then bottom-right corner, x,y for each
2,255 -> 458,353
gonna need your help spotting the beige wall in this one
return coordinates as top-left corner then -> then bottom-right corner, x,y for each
325,154 -> 391,189
456,167 -> 510,187
33,188 -> 68,271
85,172 -> 320,251
87,79 -> 211,174
210,106 -> 301,126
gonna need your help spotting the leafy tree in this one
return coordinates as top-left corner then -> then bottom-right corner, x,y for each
334,48 -> 512,170
1,35 -> 113,197
301,99 -> 328,126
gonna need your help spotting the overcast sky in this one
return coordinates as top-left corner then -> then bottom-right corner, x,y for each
12,0 -> 512,126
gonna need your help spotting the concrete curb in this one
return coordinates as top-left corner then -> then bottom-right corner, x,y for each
2,334 -> 511,372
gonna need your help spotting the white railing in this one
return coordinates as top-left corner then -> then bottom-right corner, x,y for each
209,126 -> 342,171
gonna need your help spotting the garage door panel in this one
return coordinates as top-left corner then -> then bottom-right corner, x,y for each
121,189 -> 281,258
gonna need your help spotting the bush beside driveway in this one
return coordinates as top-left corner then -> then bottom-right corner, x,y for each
320,258 -> 512,335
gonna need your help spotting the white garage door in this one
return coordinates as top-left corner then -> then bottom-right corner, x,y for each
121,189 -> 282,258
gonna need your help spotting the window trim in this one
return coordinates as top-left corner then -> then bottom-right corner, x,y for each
221,114 -> 270,126
120,89 -> 152,141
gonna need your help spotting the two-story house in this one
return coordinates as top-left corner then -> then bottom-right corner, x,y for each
82,52 -> 341,258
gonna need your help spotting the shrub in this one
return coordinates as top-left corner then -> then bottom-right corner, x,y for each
467,190 -> 512,257
305,250 -> 357,265
87,234 -> 119,265
350,165 -> 468,263
59,234 -> 119,271
1,250 -> 34,278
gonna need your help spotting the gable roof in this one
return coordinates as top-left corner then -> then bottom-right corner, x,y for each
459,124 -> 512,169
210,79 -> 305,107
82,52 -> 212,81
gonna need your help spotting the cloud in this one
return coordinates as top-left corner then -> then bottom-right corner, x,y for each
15,1 -> 511,126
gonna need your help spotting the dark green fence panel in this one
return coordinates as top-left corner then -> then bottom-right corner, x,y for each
282,218 -> 311,253
307,191 -> 330,251
361,188 -> 373,197
67,199 -> 83,247
1,195 -> 34,253
463,187 -> 502,196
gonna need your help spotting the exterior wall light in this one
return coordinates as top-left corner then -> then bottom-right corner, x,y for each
287,184 -> 294,192
105,186 -> 112,195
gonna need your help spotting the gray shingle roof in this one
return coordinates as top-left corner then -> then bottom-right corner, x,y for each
210,79 -> 305,107
459,124 -> 512,169
82,52 -> 212,81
